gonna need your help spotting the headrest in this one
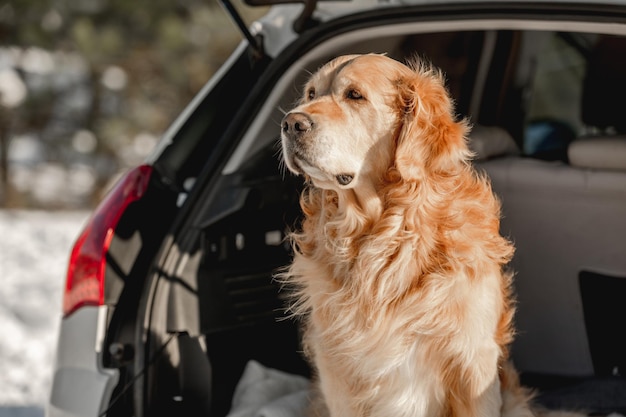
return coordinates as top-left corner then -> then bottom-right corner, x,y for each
568,137 -> 626,170
582,36 -> 626,132
469,125 -> 520,161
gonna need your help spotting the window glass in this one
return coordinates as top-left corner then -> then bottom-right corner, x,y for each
523,32 -> 593,160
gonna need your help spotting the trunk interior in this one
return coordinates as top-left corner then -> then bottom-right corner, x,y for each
142,23 -> 626,417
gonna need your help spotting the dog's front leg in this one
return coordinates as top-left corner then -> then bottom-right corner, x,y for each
469,373 -> 503,417
447,345 -> 503,417
312,356 -> 361,417
306,379 -> 331,417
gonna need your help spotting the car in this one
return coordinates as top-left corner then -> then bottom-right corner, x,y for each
47,0 -> 626,416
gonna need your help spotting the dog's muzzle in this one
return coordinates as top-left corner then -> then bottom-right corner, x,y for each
281,112 -> 355,187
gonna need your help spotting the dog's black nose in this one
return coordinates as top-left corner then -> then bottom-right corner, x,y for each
282,112 -> 313,137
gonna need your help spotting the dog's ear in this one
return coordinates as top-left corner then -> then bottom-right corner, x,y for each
394,63 -> 470,181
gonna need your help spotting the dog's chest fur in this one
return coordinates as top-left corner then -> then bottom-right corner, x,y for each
290,221 -> 505,417
304,265 -> 444,416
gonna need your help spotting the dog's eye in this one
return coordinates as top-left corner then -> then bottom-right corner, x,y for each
346,89 -> 364,100
307,88 -> 315,101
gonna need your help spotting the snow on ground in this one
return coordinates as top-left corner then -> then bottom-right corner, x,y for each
0,210 -> 89,416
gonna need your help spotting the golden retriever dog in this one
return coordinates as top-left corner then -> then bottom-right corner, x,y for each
279,54 -> 584,417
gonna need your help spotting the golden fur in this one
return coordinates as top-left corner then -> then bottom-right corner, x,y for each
279,54 -> 583,417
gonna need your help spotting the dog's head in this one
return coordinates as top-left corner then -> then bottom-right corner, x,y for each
280,54 -> 469,194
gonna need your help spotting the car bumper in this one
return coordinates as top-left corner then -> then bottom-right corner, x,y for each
47,306 -> 119,417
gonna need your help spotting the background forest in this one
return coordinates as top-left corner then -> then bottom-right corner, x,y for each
0,0 -> 266,209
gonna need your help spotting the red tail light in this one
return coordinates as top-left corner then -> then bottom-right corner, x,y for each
63,165 -> 153,317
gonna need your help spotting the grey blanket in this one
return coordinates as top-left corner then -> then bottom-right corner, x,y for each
226,361 -> 626,417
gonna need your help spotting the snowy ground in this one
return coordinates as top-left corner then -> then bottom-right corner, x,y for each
0,210 -> 89,417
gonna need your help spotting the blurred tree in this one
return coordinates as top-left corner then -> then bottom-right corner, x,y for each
0,0 -> 265,208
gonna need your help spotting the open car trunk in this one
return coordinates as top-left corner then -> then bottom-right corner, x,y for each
138,7 -> 626,417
